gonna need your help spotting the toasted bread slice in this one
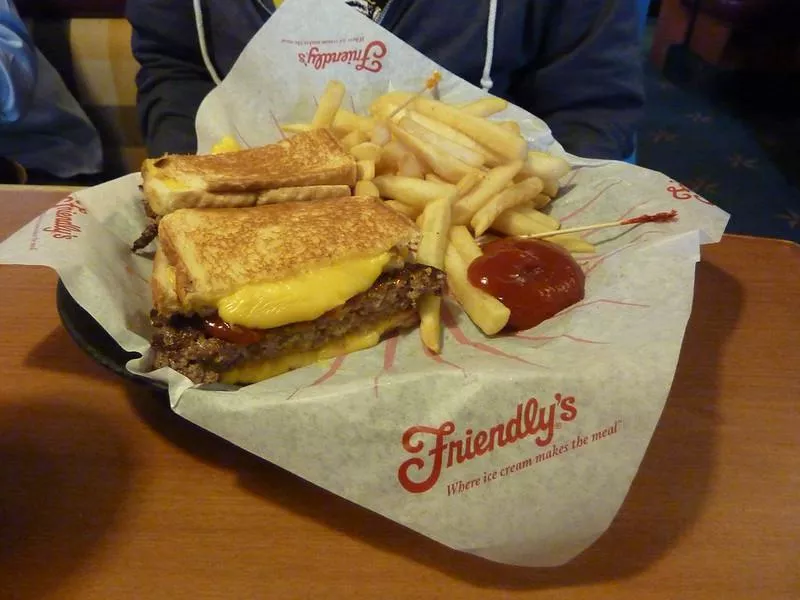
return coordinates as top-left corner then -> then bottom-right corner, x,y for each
151,246 -> 181,315
157,195 -> 419,314
142,129 -> 357,216
256,184 -> 351,204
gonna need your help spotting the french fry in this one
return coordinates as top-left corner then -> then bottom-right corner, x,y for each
370,120 -> 392,146
384,199 -> 421,219
488,211 -> 594,253
541,178 -> 559,198
451,160 -> 524,225
496,120 -> 521,135
448,225 -> 483,263
369,91 -> 414,121
333,108 -> 375,134
455,171 -> 482,199
445,245 -> 510,335
456,97 -> 508,117
311,80 -> 346,129
350,142 -> 383,162
520,151 -> 571,180
414,97 -> 526,160
341,129 -> 369,150
416,195 -> 454,270
406,110 -> 488,155
356,160 -> 375,181
479,145 -> 508,168
418,295 -> 442,353
355,180 -> 380,197
372,175 -> 456,210
398,116 -> 485,168
425,173 -> 446,184
513,205 -> 560,230
390,123 -> 475,183
533,193 -> 552,209
490,209 -> 551,237
377,140 -> 409,172
471,176 -> 544,236
545,234 -> 596,254
398,152 -> 425,178
280,123 -> 313,135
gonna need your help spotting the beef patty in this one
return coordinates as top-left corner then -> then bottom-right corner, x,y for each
151,264 -> 445,384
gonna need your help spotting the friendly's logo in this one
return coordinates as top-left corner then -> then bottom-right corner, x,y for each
44,196 -> 87,240
298,40 -> 387,72
397,394 -> 578,494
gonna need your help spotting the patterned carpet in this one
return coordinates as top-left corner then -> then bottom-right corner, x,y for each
638,27 -> 800,243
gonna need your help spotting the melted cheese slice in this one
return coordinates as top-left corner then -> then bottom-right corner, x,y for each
211,135 -> 242,154
217,252 -> 391,329
220,313 -> 411,384
161,177 -> 189,191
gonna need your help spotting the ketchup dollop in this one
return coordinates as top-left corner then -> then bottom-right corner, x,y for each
203,315 -> 264,345
467,238 -> 585,331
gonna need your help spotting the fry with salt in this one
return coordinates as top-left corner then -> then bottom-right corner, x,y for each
372,175 -> 456,210
416,195 -> 453,270
456,97 -> 508,117
355,180 -> 380,197
445,245 -> 510,335
448,225 -> 483,263
451,160 -> 523,225
398,153 -> 425,178
471,176 -> 544,236
533,193 -> 552,209
281,123 -> 313,135
418,295 -> 443,353
425,173 -> 446,184
311,80 -> 346,129
513,205 -> 560,230
545,234 -> 596,254
455,171 -> 483,199
350,142 -> 383,162
398,116 -> 485,168
341,129 -> 368,150
390,123 -> 475,183
333,108 -> 376,134
541,178 -> 559,199
356,160 -> 375,181
384,199 -> 420,219
414,96 -> 526,160
520,150 -> 571,180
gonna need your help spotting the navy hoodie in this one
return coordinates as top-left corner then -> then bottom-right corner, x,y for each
127,0 -> 644,160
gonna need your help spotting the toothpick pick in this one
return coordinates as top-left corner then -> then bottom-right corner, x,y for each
519,210 -> 679,240
231,122 -> 254,148
268,109 -> 287,140
387,70 -> 442,119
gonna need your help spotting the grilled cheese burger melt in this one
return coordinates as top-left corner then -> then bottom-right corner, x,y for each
220,312 -> 414,384
216,252 -> 391,329
149,196 -> 445,385
131,129 -> 357,252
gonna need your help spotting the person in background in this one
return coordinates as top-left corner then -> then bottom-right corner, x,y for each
128,0 -> 644,161
0,0 -> 102,184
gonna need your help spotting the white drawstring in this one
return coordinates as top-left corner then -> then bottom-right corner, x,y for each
193,0 -> 222,86
480,0 -> 498,92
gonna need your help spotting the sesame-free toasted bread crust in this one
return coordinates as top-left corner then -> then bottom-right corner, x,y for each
151,246 -> 181,314
157,196 -> 419,313
142,129 -> 357,216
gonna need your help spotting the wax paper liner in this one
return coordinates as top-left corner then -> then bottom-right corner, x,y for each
0,0 -> 729,567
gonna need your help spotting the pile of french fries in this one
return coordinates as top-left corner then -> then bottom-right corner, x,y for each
283,79 -> 595,354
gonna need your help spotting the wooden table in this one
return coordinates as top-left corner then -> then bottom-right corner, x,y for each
1,187 -> 798,599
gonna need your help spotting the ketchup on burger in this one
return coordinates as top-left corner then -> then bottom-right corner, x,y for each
467,238 -> 585,332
